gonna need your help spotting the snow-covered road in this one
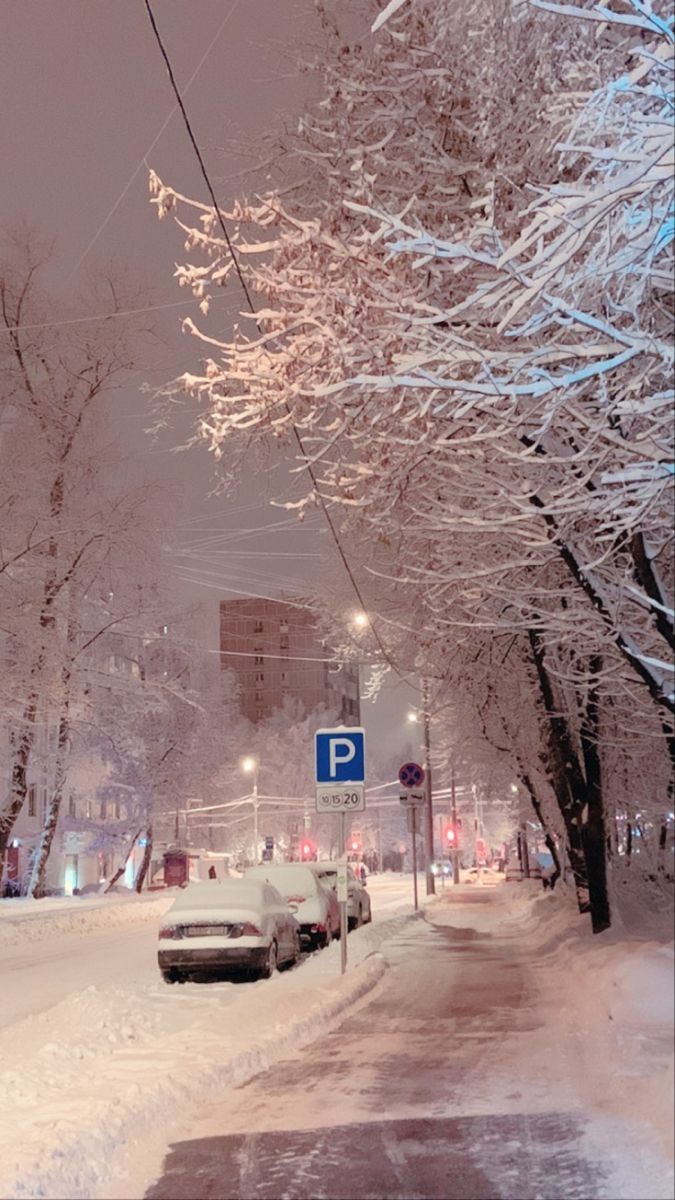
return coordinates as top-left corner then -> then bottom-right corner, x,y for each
0,874 -> 412,1029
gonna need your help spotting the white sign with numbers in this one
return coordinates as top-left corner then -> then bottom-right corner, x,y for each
315,784 -> 365,813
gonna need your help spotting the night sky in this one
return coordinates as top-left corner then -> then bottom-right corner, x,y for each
1,0 -> 417,750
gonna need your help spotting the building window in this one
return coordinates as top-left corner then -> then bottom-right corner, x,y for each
100,799 -> 107,820
254,653 -> 263,665
86,800 -> 93,820
68,795 -> 76,817
280,621 -> 289,634
254,621 -> 264,633
256,672 -> 264,682
255,690 -> 263,702
281,672 -> 286,682
28,784 -> 36,817
115,801 -> 121,820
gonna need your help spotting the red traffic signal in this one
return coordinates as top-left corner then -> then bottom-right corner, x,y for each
300,839 -> 316,861
445,825 -> 458,845
350,838 -> 361,853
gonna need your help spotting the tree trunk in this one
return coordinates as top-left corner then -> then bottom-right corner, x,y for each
0,716 -> 35,866
135,826 -> 153,893
26,706 -> 70,899
579,658 -> 611,934
521,770 -> 562,887
528,629 -> 591,912
104,829 -> 142,893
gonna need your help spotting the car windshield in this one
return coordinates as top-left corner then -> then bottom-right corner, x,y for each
245,866 -> 318,898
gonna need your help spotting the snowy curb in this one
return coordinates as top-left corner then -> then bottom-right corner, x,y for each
2,908 -> 421,1200
0,892 -> 175,948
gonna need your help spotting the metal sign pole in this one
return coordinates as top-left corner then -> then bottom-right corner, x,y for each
339,810 -> 347,975
412,808 -> 419,911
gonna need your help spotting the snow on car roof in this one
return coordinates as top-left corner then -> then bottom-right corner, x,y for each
245,865 -> 319,895
169,880 -> 267,911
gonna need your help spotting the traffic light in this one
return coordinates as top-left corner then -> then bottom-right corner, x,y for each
300,839 -> 316,861
348,830 -> 362,857
445,824 -> 458,847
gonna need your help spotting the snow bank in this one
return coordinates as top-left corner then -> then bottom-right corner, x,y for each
0,891 -> 174,948
0,907 -> 422,1200
486,884 -> 674,1163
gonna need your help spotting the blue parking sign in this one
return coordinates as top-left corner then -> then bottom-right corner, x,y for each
315,727 -> 366,784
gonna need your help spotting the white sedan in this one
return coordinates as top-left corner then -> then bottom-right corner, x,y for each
245,863 -> 341,949
309,862 -> 372,930
157,879 -> 301,983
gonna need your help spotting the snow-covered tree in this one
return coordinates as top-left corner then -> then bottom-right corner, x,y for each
150,0 -> 673,929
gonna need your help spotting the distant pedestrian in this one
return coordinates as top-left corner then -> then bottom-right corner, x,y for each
208,865 -> 217,879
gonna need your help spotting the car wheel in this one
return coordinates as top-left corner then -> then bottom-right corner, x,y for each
161,970 -> 176,984
261,940 -> 278,979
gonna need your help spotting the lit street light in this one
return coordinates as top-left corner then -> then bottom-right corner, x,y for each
240,756 -> 259,864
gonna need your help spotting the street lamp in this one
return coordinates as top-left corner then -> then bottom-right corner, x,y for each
406,689 -> 436,896
240,756 -> 259,865
352,611 -> 369,629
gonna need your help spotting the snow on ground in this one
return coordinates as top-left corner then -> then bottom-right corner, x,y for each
0,873 -> 418,1200
1,874 -> 672,1200
432,882 -> 674,1186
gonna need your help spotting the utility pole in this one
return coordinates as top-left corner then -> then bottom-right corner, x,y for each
451,764 -> 460,885
422,678 -> 436,895
252,770 -> 259,865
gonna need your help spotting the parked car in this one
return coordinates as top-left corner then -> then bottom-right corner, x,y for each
157,878 -> 301,983
308,862 -> 372,930
245,863 -> 340,949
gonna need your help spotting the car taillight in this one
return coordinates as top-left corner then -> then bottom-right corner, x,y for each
159,926 -> 182,939
286,895 -> 306,903
229,922 -> 262,938
310,923 -> 327,933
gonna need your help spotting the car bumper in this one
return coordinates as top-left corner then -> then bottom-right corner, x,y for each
158,945 -> 270,971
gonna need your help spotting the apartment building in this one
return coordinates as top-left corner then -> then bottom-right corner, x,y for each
219,598 -> 360,725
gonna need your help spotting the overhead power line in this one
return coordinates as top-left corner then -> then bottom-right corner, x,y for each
143,0 -> 404,682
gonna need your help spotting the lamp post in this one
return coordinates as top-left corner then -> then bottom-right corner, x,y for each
407,687 -> 435,897
241,756 -> 259,865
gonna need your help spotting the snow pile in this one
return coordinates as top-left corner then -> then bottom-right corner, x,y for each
0,902 -> 422,1200
0,891 -> 174,949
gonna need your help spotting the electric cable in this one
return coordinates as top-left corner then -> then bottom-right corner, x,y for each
143,0 -> 404,683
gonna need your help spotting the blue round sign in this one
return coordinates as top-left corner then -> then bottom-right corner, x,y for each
398,761 -> 425,790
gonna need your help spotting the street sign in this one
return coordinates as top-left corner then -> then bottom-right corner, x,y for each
261,848 -> 273,861
264,835 -> 274,849
315,727 -> 366,785
398,761 -> 425,790
399,791 -> 425,806
316,784 -> 365,813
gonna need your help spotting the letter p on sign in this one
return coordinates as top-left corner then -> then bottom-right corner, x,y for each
315,727 -> 366,785
329,738 -> 355,776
